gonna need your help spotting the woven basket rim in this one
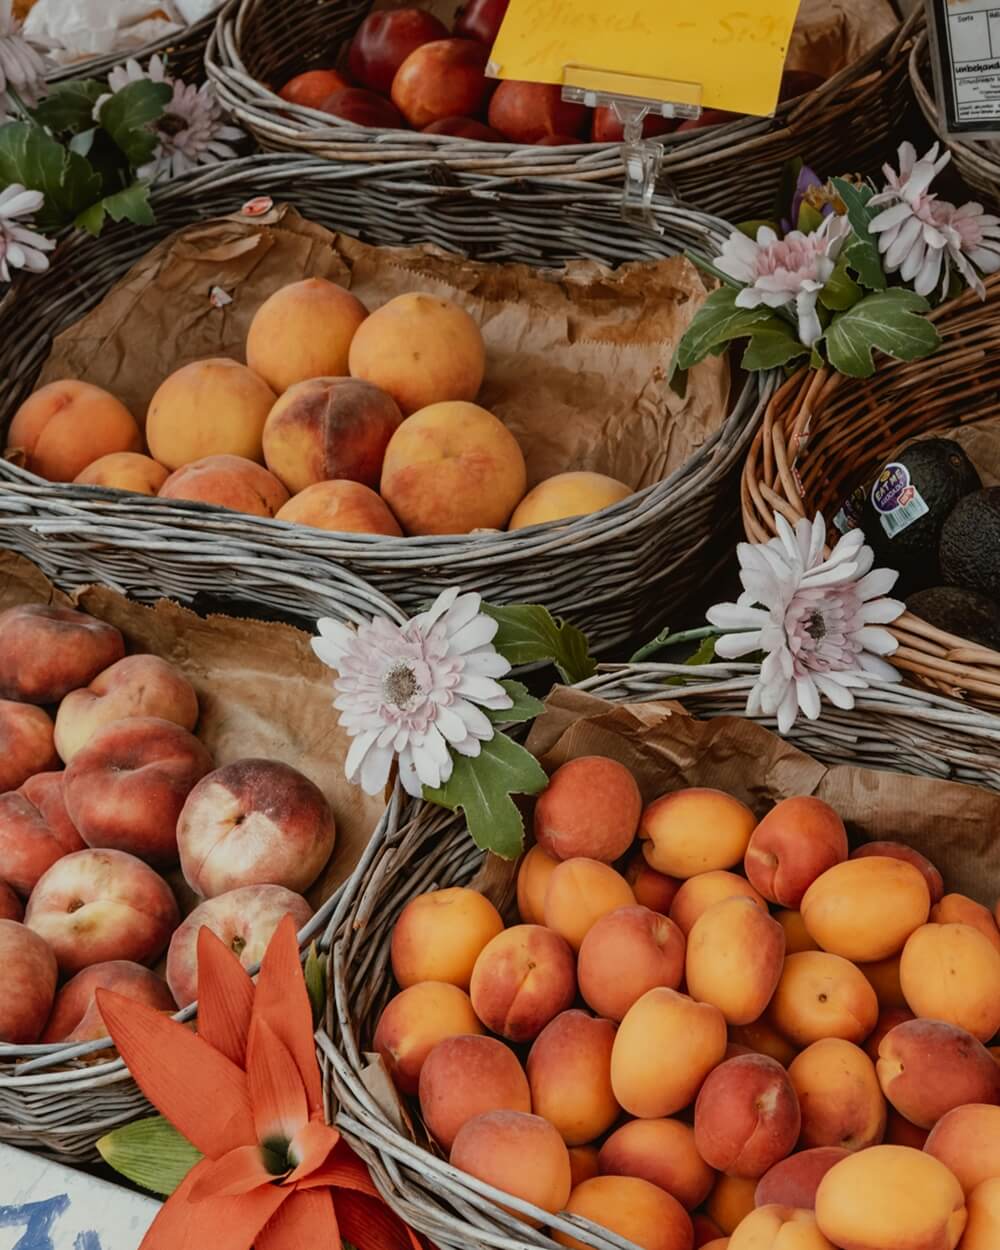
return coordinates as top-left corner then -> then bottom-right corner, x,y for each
41,12 -> 217,84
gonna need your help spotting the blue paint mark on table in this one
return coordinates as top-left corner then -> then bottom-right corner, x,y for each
0,1195 -> 104,1250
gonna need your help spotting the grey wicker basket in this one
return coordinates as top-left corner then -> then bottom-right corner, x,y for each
42,11 -> 215,85
0,153 -> 773,652
206,0 -> 919,219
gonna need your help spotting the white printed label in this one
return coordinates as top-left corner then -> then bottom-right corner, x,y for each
879,490 -> 930,538
943,1 -> 1000,125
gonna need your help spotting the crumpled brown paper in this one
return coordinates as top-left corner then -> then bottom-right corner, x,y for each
787,0 -> 900,81
37,205 -> 730,492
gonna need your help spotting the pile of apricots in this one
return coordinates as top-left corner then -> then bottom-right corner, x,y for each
374,754 -> 1000,1250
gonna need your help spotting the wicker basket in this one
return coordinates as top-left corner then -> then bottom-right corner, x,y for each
741,277 -> 1000,708
321,662 -> 1000,1250
0,153 -> 772,653
42,12 -> 215,85
206,0 -> 920,219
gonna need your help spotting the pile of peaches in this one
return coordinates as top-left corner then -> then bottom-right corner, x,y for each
6,276 -> 633,536
0,603 -> 335,1050
373,755 -> 1000,1250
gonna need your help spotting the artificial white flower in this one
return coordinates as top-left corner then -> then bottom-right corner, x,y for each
868,142 -> 953,296
707,514 -> 905,734
928,199 -> 1000,300
138,78 -> 243,181
313,588 -> 513,799
715,214 -> 853,348
0,183 -> 54,283
0,0 -> 46,121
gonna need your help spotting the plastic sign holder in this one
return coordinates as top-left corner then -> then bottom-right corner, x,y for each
924,0 -> 1000,140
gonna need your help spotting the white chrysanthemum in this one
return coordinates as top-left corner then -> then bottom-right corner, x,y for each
0,0 -> 45,121
313,588 -> 513,799
0,183 -> 54,283
707,514 -> 905,733
138,78 -> 243,182
868,141 -> 955,297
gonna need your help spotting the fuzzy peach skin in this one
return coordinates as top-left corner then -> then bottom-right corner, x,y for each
516,844 -> 559,924
729,1020 -> 799,1068
533,756 -> 642,863
391,886 -> 504,990
379,401 -> 527,535
508,472 -> 633,530
744,797 -> 847,909
611,987 -> 728,1118
158,455 -> 290,518
801,857 -> 930,963
685,897 -> 785,1026
670,871 -> 767,938
526,1010 -> 619,1146
876,1018 -> 1000,1129
768,952 -> 879,1048
25,848 -> 179,975
962,1178 -> 1000,1250
554,1175 -> 695,1250
0,881 -> 23,921
0,771 -> 84,895
165,883 -> 312,1007
729,1206 -> 836,1250
64,716 -> 213,866
542,857 -> 636,952
578,905 -> 685,1022
693,1054 -> 800,1179
0,605 -> 124,704
275,481 -> 403,536
55,654 -> 199,765
885,1108 -> 929,1149
373,981 -> 484,1095
418,1034 -> 531,1152
900,922 -> 1000,1041
774,911 -> 819,955
754,1149 -> 850,1210
6,380 -> 141,482
624,847 -> 681,913
709,1176 -> 759,1235
851,842 -> 944,906
0,919 -> 58,1042
929,894 -> 1000,953
640,789 -> 757,879
247,279 -> 369,394
693,1216 -> 727,1247
814,1145 -> 966,1250
42,960 -> 176,1043
925,1104 -> 1000,1196
599,1118 -> 715,1210
864,1007 -> 915,1061
787,1039 -> 886,1151
176,758 -> 336,897
450,1110 -> 572,1224
0,701 -> 58,794
469,923 -> 577,1042
74,452 -> 170,496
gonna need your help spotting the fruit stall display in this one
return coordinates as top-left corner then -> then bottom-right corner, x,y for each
206,0 -> 918,218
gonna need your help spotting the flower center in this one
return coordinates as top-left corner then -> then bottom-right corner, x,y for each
382,661 -> 421,710
158,112 -> 188,138
804,609 -> 827,641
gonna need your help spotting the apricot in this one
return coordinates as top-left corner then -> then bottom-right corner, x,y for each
852,841 -> 944,905
729,1206 -> 836,1250
708,1175 -> 759,1234
516,844 -> 559,925
508,472 -> 632,529
768,952 -> 878,1048
642,789 -> 757,879
526,1010 -> 619,1145
694,1055 -> 800,1178
814,1145 -> 966,1250
624,848 -> 681,913
7,380 -> 141,482
801,857 -> 930,962
542,857 -> 635,952
469,923 -> 576,1042
276,481 -> 402,536
744,797 -> 847,909
863,1007 -> 915,1062
568,1146 -> 600,1188
962,1178 -> 1000,1250
774,911 -> 819,955
578,905 -> 685,1022
729,1020 -> 799,1068
74,452 -> 169,495
612,988 -> 727,1118
599,1118 -> 715,1210
417,1034 -> 530,1151
450,1110 -> 571,1222
686,898 -> 785,1026
929,893 -> 1000,954
925,1104 -> 1000,1195
876,1018 -> 1000,1129
856,954 -> 906,1009
373,981 -> 484,1095
391,886 -> 504,990
554,1175 -> 695,1250
670,872 -> 767,938
754,1148 -> 850,1210
885,1108 -> 929,1149
900,922 -> 1000,1041
158,455 -> 289,517
247,279 -> 369,394
534,756 -> 641,862
787,1039 -> 885,1151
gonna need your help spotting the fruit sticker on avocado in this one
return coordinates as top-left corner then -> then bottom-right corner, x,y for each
833,484 -> 866,534
871,463 -> 930,539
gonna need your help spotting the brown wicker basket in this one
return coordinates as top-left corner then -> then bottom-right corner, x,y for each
43,12 -> 214,85
741,276 -> 1000,708
206,0 -> 920,219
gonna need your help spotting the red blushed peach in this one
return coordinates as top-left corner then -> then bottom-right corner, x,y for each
373,981 -> 484,1095
275,481 -> 403,536
165,883 -> 313,1007
469,923 -> 577,1042
925,1104 -> 1000,1196
641,790 -> 757,879
670,872 -> 767,938
391,886 -> 504,990
900,922 -> 1000,1041
768,952 -> 879,1048
55,654 -> 199,764
487,81 -> 590,143
0,771 -> 84,895
754,1148 -> 850,1210
686,898 -> 785,1026
886,1108 -> 929,1149
863,1007 -> 915,1062
624,848 -> 681,913
578,905 -> 685,1022
533,756 -> 642,862
851,842 -> 944,905
177,759 -> 336,897
247,280 -> 370,395
0,881 -> 23,920
418,1034 -> 531,1152
694,1055 -> 800,1179
599,1118 -> 715,1210
7,380 -> 141,482
527,1010 -> 619,1146
158,455 -> 290,518
64,717 -> 213,866
0,919 -> 58,1042
693,1215 -> 726,1247
516,844 -> 559,924
451,1110 -> 572,1223
876,1018 -> 1000,1129
391,39 -> 492,130
787,1039 -> 886,1151
25,849 -> 179,975
930,893 -> 1000,954
42,960 -> 175,1043
348,8 -> 450,94
555,1175 -> 694,1250
744,797 -> 847,909
0,702 -> 58,795
729,1207 -> 835,1249
278,68 -> 350,108
0,605 -> 124,705
543,858 -> 635,952
801,858 -> 930,963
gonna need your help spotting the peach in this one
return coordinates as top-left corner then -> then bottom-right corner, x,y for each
0,881 -> 22,921
74,452 -> 169,496
0,605 -> 124,704
247,279 -> 369,394
275,481 -> 402,536
863,1007 -> 915,1061
509,472 -> 632,529
729,1020 -> 799,1068
527,1010 -> 619,1145
856,955 -> 906,1009
488,81 -> 590,144
744,798 -> 847,910
25,848 -> 179,975
886,1108 -> 930,1149
146,359 -> 277,470
391,886 -> 504,990
876,1018 -> 1000,1129
775,911 -> 819,955
177,758 -> 335,897
900,922 -> 1000,1041
787,1039 -> 885,1151
350,293 -> 486,416
814,1146 -> 966,1250
318,86 -> 405,127
578,905 -> 685,1021
158,455 -> 290,517
7,380 -> 141,482
417,1034 -> 531,1151
0,919 -> 58,1042
543,857 -> 636,951
641,789 -> 757,879
469,923 -> 576,1041
700,1243 -> 729,1250
533,756 -> 642,862
42,960 -> 175,1044
516,844 -> 559,924
165,883 -> 312,1007
0,701 -> 58,794
374,981 -> 484,1095
279,68 -> 351,108
801,857 -> 930,963
754,1149 -> 850,1210
686,898 -> 785,1026
64,716 -> 213,866
450,1110 -> 571,1222
599,1118 -> 715,1210
380,402 -> 525,535
670,871 -> 767,938
693,1216 -> 726,1247
929,893 -> 1000,953
924,1104 -> 1000,1195
729,1207 -> 835,1250
55,654 -> 199,764
390,39 -> 492,129
348,9 -> 449,94
768,952 -> 878,1048
554,1176 -> 694,1250
624,848 -> 681,913
611,987 -> 728,1117
694,1055 -> 800,1178
851,841 -> 944,905
962,1178 -> 1000,1250
708,1176 -> 759,1234
569,1146 -> 600,1188
0,771 -> 84,895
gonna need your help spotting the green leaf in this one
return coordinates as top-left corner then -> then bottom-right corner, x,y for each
823,289 -> 940,378
483,603 -> 596,684
736,219 -> 776,239
98,79 -> 171,166
68,128 -> 96,157
674,287 -> 777,372
304,943 -> 327,1028
486,679 -> 545,725
831,177 -> 886,291
739,318 -> 810,371
424,732 -> 548,859
685,634 -> 718,667
74,181 -> 155,235
33,79 -> 104,133
797,202 -> 824,235
0,121 -> 102,231
97,1116 -> 202,1196
819,254 -> 863,312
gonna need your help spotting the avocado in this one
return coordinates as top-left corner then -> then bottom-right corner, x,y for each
907,586 -> 1000,650
940,487 -> 1000,601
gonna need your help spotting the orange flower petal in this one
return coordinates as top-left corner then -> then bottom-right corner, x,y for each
285,1117 -> 341,1184
188,1145 -> 280,1201
247,1015 -> 309,1150
254,914 -> 323,1115
195,926 -> 254,1069
336,1191 -> 422,1250
96,989 -> 255,1160
138,1156 -> 289,1250
256,1188 -> 340,1250
297,1138 -> 379,1195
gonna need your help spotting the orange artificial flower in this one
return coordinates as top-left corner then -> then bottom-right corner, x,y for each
97,916 -> 422,1250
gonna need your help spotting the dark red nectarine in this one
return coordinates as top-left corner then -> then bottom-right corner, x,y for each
347,8 -> 449,95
